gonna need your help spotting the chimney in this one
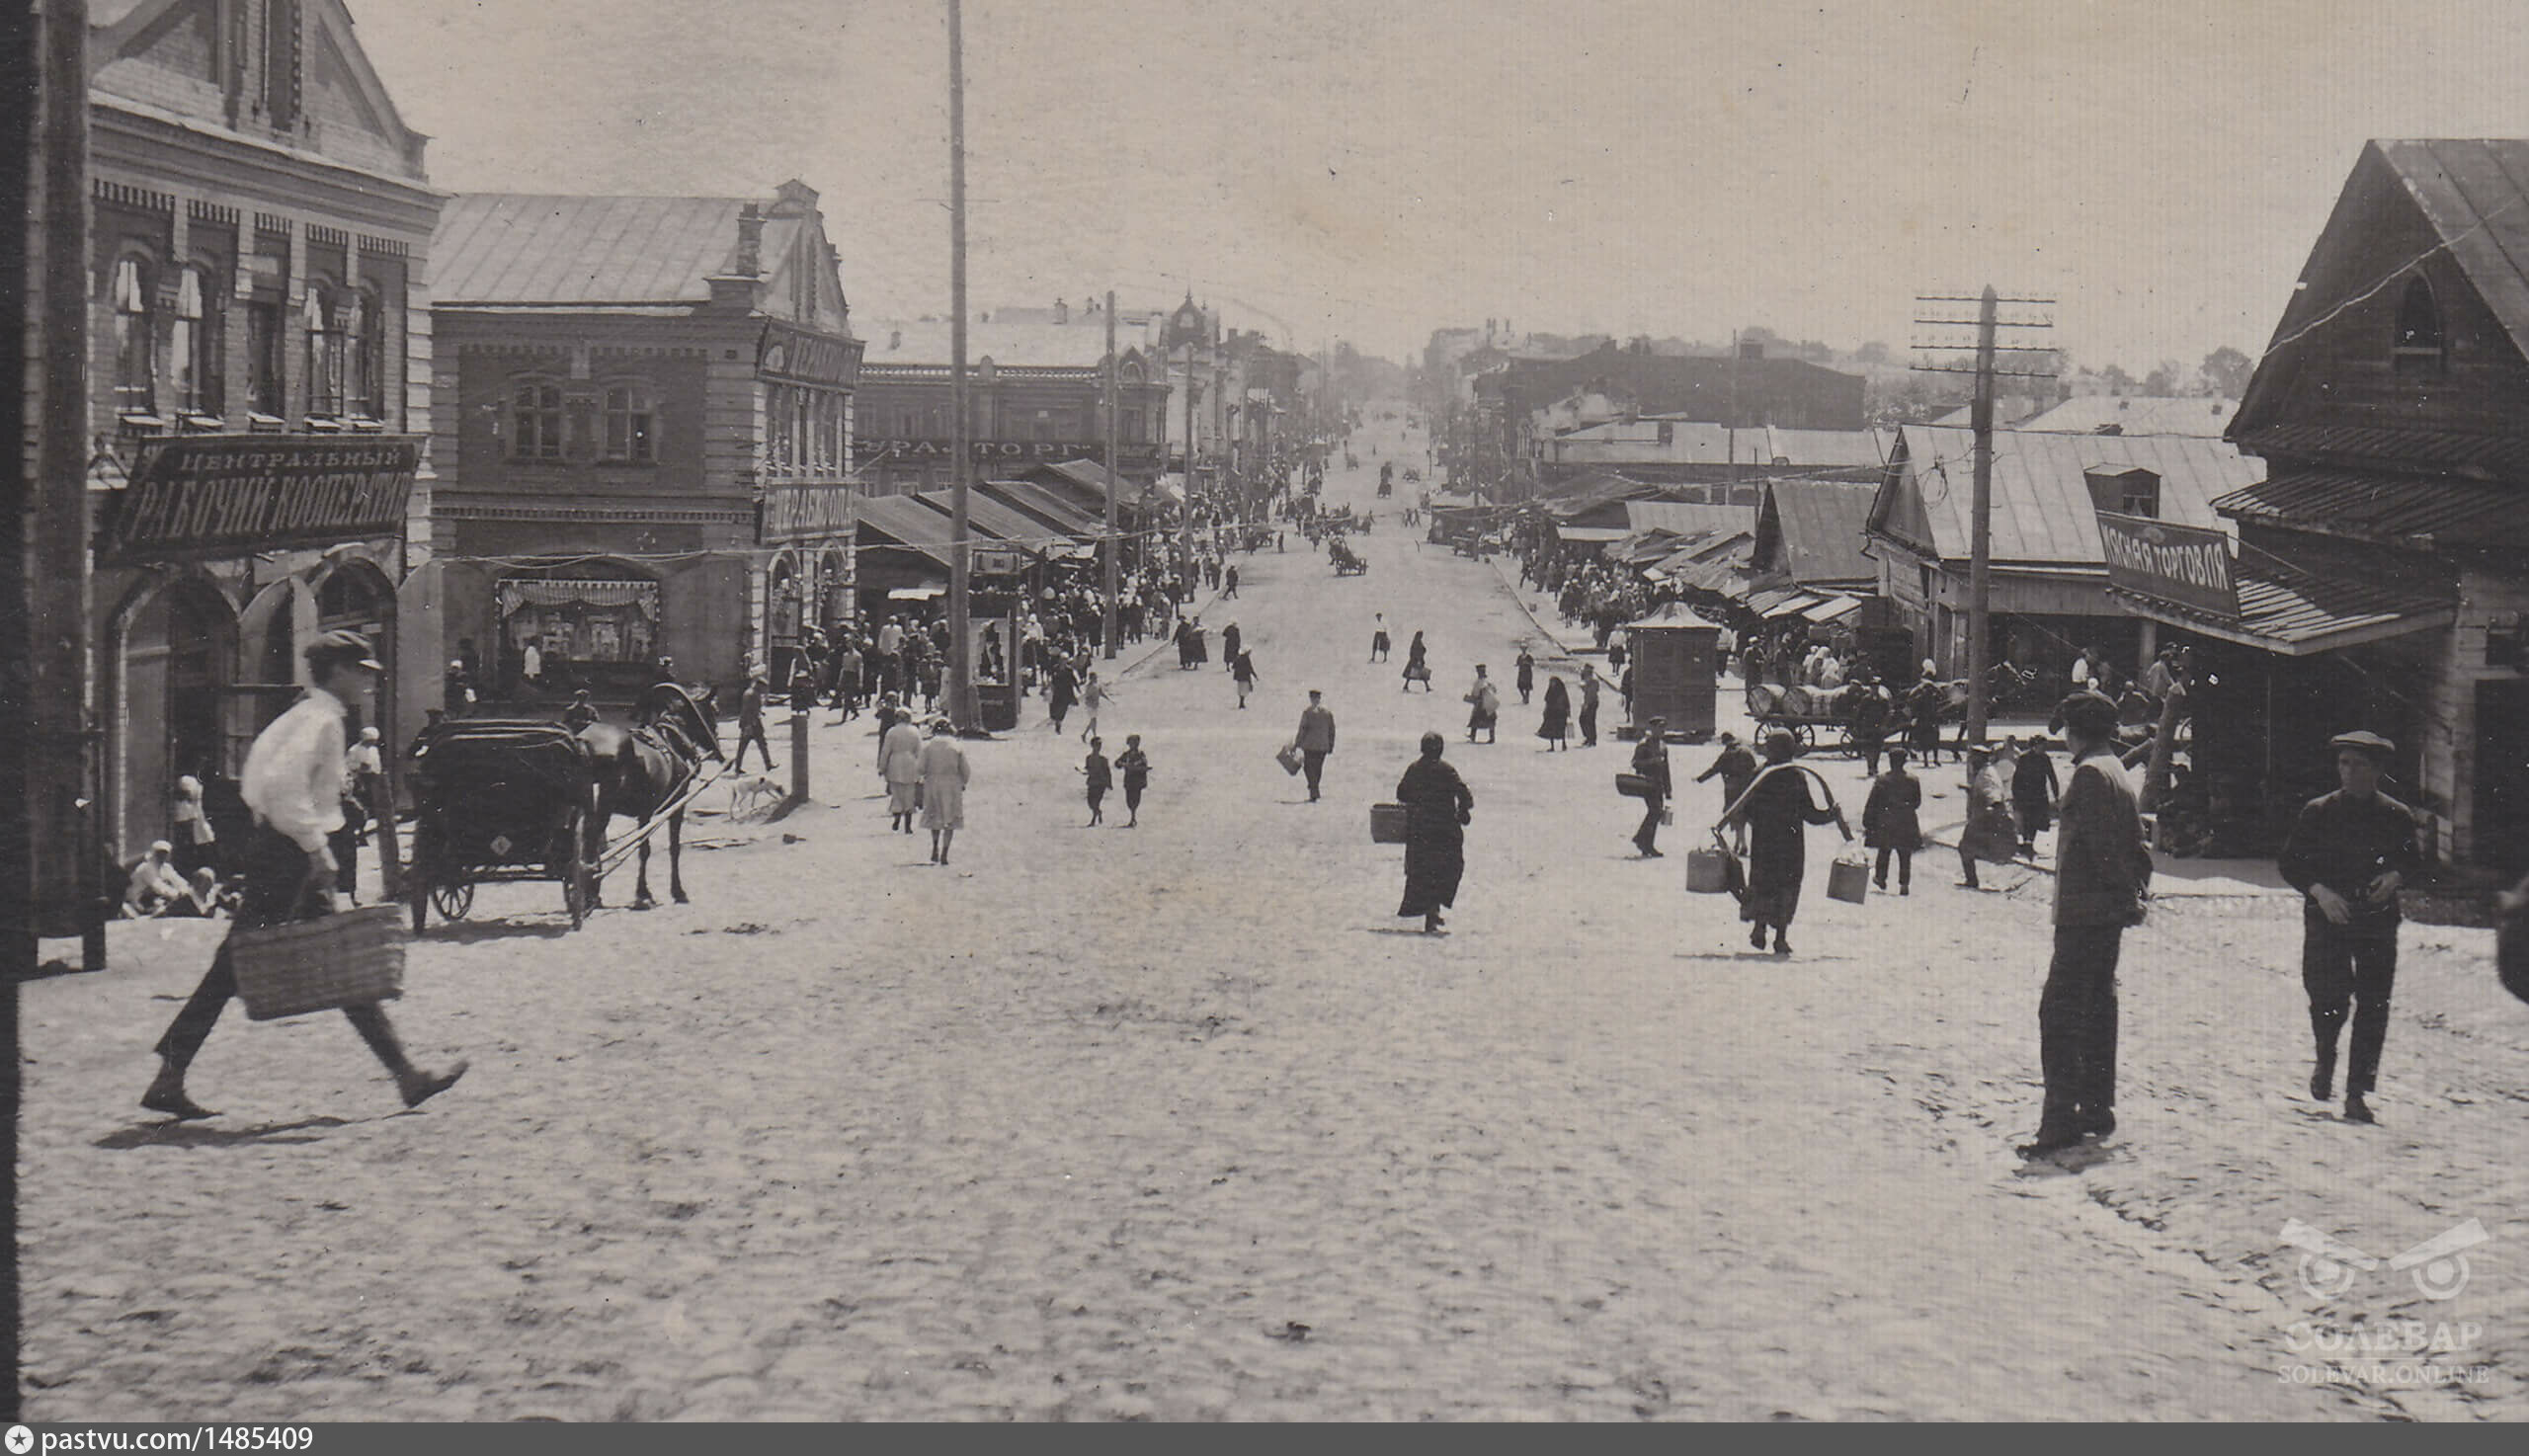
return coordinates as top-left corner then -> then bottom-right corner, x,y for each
733,203 -> 763,278
1054,297 -> 1069,324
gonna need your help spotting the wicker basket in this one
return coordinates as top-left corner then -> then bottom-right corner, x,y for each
1369,802 -> 1410,844
229,905 -> 407,1021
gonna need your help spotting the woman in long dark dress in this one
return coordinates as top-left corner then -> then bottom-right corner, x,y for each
1395,731 -> 1474,933
1537,675 -> 1571,750
1401,631 -> 1431,692
1724,730 -> 1846,956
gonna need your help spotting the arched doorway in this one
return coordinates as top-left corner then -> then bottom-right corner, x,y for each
314,558 -> 395,737
768,552 -> 803,686
116,574 -> 238,857
496,560 -> 661,699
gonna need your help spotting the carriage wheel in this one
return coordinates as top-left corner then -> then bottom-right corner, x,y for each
432,879 -> 475,921
1789,721 -> 1816,750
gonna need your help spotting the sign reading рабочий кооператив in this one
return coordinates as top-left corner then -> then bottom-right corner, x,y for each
97,436 -> 421,567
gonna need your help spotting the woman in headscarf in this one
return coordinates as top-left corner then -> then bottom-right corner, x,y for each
1401,630 -> 1431,692
880,707 -> 926,834
1395,731 -> 1474,934
1724,730 -> 1847,955
918,717 -> 971,865
1536,675 -> 1572,751
1957,743 -> 2019,889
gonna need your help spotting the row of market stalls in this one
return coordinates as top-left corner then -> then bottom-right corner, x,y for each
847,458 -> 1173,620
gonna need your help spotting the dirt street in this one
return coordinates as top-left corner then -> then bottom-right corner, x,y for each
22,429 -> 2526,1420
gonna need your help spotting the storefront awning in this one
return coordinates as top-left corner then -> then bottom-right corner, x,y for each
498,578 -> 661,618
888,586 -> 946,601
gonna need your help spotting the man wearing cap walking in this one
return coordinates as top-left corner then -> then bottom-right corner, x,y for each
1695,732 -> 1758,853
2278,730 -> 2421,1124
1294,689 -> 1337,802
140,631 -> 465,1121
2019,691 -> 2152,1157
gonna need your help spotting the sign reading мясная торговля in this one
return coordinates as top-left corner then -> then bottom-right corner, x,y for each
98,436 -> 421,567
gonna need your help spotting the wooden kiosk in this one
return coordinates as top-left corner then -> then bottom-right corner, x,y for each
1617,602 -> 1721,742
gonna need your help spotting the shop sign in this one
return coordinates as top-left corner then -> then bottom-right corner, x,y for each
99,436 -> 419,566
763,483 -> 856,542
855,439 -> 1163,464
2097,511 -> 2236,619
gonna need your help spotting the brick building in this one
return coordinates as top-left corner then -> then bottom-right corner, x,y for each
854,300 -> 1171,494
428,182 -> 862,699
84,0 -> 442,861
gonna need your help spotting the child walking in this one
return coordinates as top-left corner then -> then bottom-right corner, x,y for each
1115,735 -> 1151,828
1082,738 -> 1112,826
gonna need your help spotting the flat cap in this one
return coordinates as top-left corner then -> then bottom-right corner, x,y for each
307,629 -> 384,671
2329,730 -> 2395,760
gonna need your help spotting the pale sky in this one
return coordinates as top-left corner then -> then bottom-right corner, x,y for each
352,0 -> 2529,370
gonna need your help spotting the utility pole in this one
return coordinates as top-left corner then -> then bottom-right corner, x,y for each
1913,287 -> 2054,746
6,0 -> 95,1420
1181,337 -> 1195,567
1101,289 -> 1119,659
944,0 -> 975,730
1727,329 -> 1741,506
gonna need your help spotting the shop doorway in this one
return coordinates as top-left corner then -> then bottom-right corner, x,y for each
119,576 -> 237,856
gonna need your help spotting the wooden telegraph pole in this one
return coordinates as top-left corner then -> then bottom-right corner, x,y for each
944,0 -> 975,730
1101,290 -> 1120,659
1912,288 -> 2054,745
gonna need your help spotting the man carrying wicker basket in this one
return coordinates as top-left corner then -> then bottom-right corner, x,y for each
141,631 -> 466,1121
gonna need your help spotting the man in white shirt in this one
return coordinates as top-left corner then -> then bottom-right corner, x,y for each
122,841 -> 188,918
143,631 -> 465,1121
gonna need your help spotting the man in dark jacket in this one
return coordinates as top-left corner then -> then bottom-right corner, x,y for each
2020,691 -> 2152,1157
1294,689 -> 1337,802
1695,732 -> 1759,852
1629,718 -> 1672,857
2277,730 -> 2421,1124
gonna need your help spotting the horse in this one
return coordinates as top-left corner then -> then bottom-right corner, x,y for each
579,683 -> 723,910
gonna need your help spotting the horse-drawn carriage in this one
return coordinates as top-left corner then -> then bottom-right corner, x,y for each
404,718 -> 602,931
1330,539 -> 1370,576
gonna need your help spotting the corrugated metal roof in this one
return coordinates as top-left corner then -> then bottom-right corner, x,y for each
1758,481 -> 1878,586
861,316 -> 1125,369
1887,426 -> 2262,565
1623,502 -> 1756,536
2212,466 -> 2529,549
2017,396 -> 2241,438
429,195 -> 747,304
1554,526 -> 1632,543
2113,560 -> 2453,656
2239,422 -> 2529,479
908,491 -> 1058,552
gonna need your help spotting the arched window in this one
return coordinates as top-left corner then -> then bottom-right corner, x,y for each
2394,276 -> 2444,374
112,254 -> 156,417
603,382 -> 655,462
168,264 -> 222,420
512,380 -> 563,461
303,282 -> 342,417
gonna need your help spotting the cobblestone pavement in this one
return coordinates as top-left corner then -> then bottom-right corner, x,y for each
21,429 -> 2527,1420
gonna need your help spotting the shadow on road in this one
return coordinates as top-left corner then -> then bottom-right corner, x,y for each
421,918 -> 574,944
93,1116 -> 352,1151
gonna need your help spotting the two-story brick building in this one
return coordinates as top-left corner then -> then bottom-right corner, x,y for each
428,182 -> 861,700
84,0 -> 442,861
2113,139 -> 2529,869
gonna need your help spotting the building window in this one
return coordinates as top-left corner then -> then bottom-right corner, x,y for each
345,288 -> 385,421
245,299 -> 285,417
2393,276 -> 2444,375
111,254 -> 156,417
511,382 -> 563,460
2120,477 -> 2161,517
302,283 -> 343,418
603,383 -> 655,462
167,265 -> 224,420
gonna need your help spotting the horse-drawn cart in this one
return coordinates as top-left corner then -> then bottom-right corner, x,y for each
1744,682 -> 1869,752
404,719 -> 603,931
1331,539 -> 1370,575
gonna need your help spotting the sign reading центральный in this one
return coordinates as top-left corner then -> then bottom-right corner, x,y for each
99,435 -> 421,566
2096,510 -> 2238,620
